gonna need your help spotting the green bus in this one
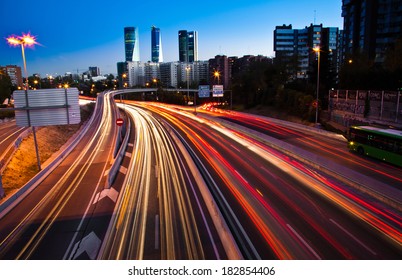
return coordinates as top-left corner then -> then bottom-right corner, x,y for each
348,125 -> 402,167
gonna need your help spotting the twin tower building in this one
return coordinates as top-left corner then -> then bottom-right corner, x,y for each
121,26 -> 200,88
124,26 -> 198,63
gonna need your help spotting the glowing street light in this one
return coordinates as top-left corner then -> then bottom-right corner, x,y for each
6,33 -> 41,170
6,33 -> 38,90
214,70 -> 220,85
313,46 -> 320,125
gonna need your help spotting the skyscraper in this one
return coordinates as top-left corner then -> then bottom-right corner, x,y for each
178,30 -> 188,63
178,30 -> 198,63
151,26 -> 163,63
124,27 -> 140,62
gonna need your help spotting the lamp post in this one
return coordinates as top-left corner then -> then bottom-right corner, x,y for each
186,65 -> 191,104
214,70 -> 220,85
6,33 -> 41,170
313,46 -> 320,125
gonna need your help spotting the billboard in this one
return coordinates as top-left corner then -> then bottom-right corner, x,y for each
14,88 -> 81,127
212,85 -> 224,97
198,85 -> 210,98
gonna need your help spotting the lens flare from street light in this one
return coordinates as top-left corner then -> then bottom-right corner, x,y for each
22,33 -> 37,46
313,46 -> 320,52
6,33 -> 38,47
6,36 -> 21,46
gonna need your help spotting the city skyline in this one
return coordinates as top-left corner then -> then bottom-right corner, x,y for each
0,0 -> 343,76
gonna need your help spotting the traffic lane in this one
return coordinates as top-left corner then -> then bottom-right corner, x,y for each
0,120 -> 25,155
148,105 -> 401,259
165,113 -> 346,259
102,105 -> 226,260
142,105 -> 301,259
215,114 -> 402,190
25,95 -> 119,259
0,96 -> 108,259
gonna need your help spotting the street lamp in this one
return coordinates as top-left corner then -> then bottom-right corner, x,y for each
6,33 -> 41,170
214,70 -> 220,85
313,46 -> 320,125
7,33 -> 37,90
186,65 -> 191,104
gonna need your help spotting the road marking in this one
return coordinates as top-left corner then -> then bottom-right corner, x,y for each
70,231 -> 101,260
125,152 -> 132,158
230,144 -> 241,153
93,188 -> 119,204
234,169 -> 248,184
256,188 -> 264,197
119,166 -> 128,174
286,224 -> 321,259
329,219 -> 377,255
155,215 -> 160,250
155,165 -> 159,178
128,143 -> 134,147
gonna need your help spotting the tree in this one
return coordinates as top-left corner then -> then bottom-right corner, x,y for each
0,72 -> 13,104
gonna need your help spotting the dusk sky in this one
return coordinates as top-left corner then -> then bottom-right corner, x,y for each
1,0 -> 343,76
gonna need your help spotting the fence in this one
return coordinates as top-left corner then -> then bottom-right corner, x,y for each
328,89 -> 402,125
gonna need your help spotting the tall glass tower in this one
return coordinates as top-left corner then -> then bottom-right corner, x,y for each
178,30 -> 188,63
124,27 -> 140,62
178,30 -> 198,63
151,26 -> 163,63
187,31 -> 198,63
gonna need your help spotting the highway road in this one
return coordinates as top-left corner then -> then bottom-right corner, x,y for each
0,120 -> 27,171
131,102 -> 401,259
0,92 -> 120,259
100,103 -> 236,260
0,94 -> 400,260
200,107 -> 402,190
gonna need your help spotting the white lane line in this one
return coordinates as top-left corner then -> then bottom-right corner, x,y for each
230,144 -> 241,153
155,215 -> 160,250
119,166 -> 128,174
103,169 -> 110,176
128,143 -> 134,147
234,169 -> 248,184
125,152 -> 132,158
329,218 -> 377,256
286,224 -> 321,259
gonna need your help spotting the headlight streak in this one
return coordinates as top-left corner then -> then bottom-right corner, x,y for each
209,110 -> 402,183
207,114 -> 402,247
0,92 -> 117,259
139,102 -> 402,257
103,104 -> 206,259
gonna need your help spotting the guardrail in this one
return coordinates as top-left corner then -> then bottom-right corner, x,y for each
0,96 -> 101,218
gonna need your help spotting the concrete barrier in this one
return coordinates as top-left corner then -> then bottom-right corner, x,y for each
106,115 -> 131,188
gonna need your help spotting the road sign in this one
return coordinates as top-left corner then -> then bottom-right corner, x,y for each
14,88 -> 81,127
116,118 -> 124,126
198,85 -> 210,98
212,85 -> 224,97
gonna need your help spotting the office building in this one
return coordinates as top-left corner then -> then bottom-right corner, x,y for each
127,61 -> 145,87
89,66 -> 100,77
124,27 -> 140,62
0,65 -> 23,87
342,0 -> 402,64
160,62 -> 179,88
151,26 -> 163,63
274,24 -> 340,81
178,30 -> 198,63
209,55 -> 230,89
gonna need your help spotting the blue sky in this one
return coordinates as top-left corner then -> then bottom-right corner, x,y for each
1,0 -> 343,76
